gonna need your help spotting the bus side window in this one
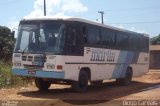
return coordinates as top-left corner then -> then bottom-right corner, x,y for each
129,36 -> 140,51
140,36 -> 149,52
129,36 -> 136,50
101,29 -> 116,47
65,24 -> 83,55
83,26 -> 87,43
67,27 -> 76,46
87,26 -> 100,45
116,33 -> 129,49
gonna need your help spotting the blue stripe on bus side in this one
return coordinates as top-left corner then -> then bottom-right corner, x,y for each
12,68 -> 65,79
112,51 -> 125,78
121,51 -> 134,77
112,51 -> 135,78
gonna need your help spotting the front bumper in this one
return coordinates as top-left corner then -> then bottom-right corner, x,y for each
12,68 -> 65,79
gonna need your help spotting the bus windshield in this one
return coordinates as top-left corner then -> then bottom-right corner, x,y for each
15,21 -> 65,54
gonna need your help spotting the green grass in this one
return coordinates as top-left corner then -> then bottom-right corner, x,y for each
0,60 -> 29,88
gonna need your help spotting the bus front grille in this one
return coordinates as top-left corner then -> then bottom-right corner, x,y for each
22,55 -> 46,62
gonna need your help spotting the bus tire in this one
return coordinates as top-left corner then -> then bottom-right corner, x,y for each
72,70 -> 89,92
116,68 -> 133,86
35,78 -> 51,91
91,80 -> 103,85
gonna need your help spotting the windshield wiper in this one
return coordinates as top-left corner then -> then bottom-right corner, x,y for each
22,44 -> 29,54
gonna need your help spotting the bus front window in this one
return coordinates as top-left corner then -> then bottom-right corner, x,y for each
15,22 -> 65,55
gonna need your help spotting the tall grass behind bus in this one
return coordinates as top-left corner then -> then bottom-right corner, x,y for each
12,18 -> 149,92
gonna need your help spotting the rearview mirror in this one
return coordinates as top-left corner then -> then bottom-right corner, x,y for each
11,31 -> 15,38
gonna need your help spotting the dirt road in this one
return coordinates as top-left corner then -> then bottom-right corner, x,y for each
0,70 -> 159,106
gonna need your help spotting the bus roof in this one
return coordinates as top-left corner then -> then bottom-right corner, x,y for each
21,17 -> 149,37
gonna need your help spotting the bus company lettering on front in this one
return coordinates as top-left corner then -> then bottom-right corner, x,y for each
90,49 -> 115,62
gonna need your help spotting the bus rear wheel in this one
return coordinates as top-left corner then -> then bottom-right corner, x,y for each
35,78 -> 51,91
116,68 -> 133,86
72,71 -> 89,92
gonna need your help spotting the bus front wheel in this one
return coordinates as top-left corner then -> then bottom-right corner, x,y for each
35,78 -> 51,91
116,68 -> 133,86
72,71 -> 89,92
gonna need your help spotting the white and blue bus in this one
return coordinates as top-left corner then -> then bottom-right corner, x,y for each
12,18 -> 149,92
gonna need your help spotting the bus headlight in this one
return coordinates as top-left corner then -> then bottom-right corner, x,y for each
14,62 -> 21,67
47,64 -> 55,69
14,54 -> 21,58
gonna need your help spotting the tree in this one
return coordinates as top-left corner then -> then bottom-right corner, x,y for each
0,26 -> 15,59
150,34 -> 160,45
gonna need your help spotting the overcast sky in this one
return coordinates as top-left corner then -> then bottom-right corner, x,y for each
0,0 -> 160,37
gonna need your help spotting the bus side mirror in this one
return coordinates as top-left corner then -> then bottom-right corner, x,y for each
11,31 -> 15,38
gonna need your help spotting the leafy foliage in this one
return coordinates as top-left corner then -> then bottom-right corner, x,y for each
150,34 -> 160,45
0,26 -> 15,59
0,26 -> 30,88
0,60 -> 29,88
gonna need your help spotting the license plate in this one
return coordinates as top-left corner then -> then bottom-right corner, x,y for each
28,70 -> 36,75
32,62 -> 39,65
32,62 -> 43,66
